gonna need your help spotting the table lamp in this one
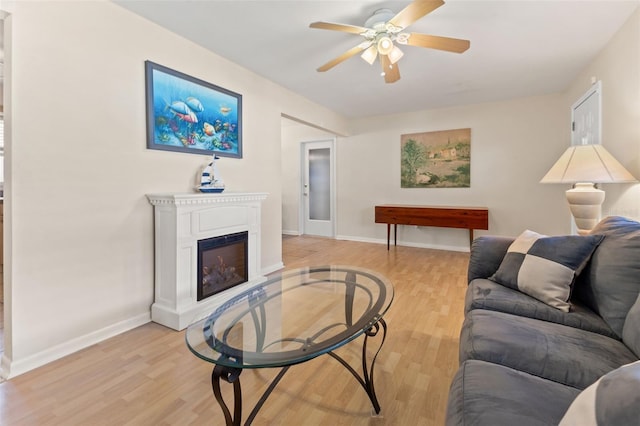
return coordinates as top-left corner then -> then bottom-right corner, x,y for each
540,144 -> 638,235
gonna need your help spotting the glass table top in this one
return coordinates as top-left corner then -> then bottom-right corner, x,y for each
185,265 -> 394,369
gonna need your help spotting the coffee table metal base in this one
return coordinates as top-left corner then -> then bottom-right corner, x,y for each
210,319 -> 388,426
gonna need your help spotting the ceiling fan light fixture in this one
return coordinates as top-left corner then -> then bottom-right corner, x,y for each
384,23 -> 403,34
377,36 -> 394,55
361,45 -> 378,65
396,33 -> 410,45
388,45 -> 404,64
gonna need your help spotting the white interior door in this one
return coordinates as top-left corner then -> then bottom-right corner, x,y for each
301,140 -> 335,237
570,81 -> 602,234
572,81 -> 601,146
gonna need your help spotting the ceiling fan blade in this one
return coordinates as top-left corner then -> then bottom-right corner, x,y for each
388,0 -> 445,29
317,44 -> 369,72
405,33 -> 470,53
309,21 -> 369,35
380,54 -> 400,83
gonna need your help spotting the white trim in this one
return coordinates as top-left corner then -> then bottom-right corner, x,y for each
261,261 -> 285,276
147,192 -> 268,206
1,313 -> 151,380
571,80 -> 602,146
335,234 -> 471,253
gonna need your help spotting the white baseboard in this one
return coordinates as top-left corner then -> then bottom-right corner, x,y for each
282,230 -> 300,236
335,235 -> 381,244
1,312 -> 151,380
262,261 -> 284,276
335,234 -> 470,253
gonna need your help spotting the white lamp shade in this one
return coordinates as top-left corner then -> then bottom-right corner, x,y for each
361,39 -> 404,66
360,45 -> 378,65
377,36 -> 394,55
540,144 -> 637,235
540,144 -> 637,184
388,45 -> 404,64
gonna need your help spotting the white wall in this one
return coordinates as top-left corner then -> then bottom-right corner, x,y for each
336,95 -> 569,250
282,94 -> 570,250
2,0 -> 347,377
564,8 -> 640,220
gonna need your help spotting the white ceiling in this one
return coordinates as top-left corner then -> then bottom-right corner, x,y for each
114,0 -> 639,118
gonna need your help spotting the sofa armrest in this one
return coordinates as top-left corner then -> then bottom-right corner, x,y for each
468,236 -> 514,283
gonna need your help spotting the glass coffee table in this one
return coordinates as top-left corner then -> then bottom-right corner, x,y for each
185,265 -> 394,425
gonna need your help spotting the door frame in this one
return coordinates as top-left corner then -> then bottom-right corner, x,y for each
571,80 -> 602,146
299,139 -> 336,237
569,81 -> 602,235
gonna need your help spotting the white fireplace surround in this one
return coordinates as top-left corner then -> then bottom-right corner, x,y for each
147,192 -> 268,330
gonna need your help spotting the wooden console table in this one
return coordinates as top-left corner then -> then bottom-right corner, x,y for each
374,205 -> 489,250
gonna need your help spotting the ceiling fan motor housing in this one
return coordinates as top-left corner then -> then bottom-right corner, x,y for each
364,9 -> 396,30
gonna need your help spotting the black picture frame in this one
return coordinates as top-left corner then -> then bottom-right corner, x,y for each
145,61 -> 242,158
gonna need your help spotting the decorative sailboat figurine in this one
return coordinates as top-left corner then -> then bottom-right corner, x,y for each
198,154 -> 225,193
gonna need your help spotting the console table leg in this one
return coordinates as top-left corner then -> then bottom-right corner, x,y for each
386,224 -> 391,250
394,224 -> 397,247
212,364 -> 243,426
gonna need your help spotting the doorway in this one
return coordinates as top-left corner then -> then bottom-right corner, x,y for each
570,81 -> 602,235
0,12 -> 6,360
300,139 -> 335,238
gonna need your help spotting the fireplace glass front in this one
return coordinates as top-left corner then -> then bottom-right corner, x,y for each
197,231 -> 248,301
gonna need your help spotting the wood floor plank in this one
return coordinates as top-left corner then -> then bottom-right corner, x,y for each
0,236 -> 469,425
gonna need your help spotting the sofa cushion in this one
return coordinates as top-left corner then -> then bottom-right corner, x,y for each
468,236 -> 514,282
490,230 -> 603,312
574,216 -> 640,338
559,361 -> 640,426
622,293 -> 640,358
466,278 -> 617,338
460,310 -> 638,389
446,360 -> 581,426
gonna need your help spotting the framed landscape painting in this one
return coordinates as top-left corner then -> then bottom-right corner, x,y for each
401,128 -> 471,188
145,61 -> 242,158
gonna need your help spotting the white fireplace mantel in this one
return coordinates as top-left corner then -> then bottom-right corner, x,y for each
147,192 -> 268,330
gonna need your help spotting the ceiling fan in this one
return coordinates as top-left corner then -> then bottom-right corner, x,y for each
310,0 -> 470,83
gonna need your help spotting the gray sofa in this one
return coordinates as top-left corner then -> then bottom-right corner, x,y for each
446,216 -> 640,425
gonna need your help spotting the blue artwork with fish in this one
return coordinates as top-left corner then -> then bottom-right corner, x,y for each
146,61 -> 242,158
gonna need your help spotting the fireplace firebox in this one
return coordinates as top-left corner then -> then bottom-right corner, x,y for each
197,231 -> 249,301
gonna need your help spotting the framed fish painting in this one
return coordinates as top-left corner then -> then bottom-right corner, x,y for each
145,61 -> 242,158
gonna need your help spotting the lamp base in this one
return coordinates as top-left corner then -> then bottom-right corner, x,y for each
565,183 -> 605,235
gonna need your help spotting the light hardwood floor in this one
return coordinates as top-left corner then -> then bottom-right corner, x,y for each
0,236 -> 469,425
